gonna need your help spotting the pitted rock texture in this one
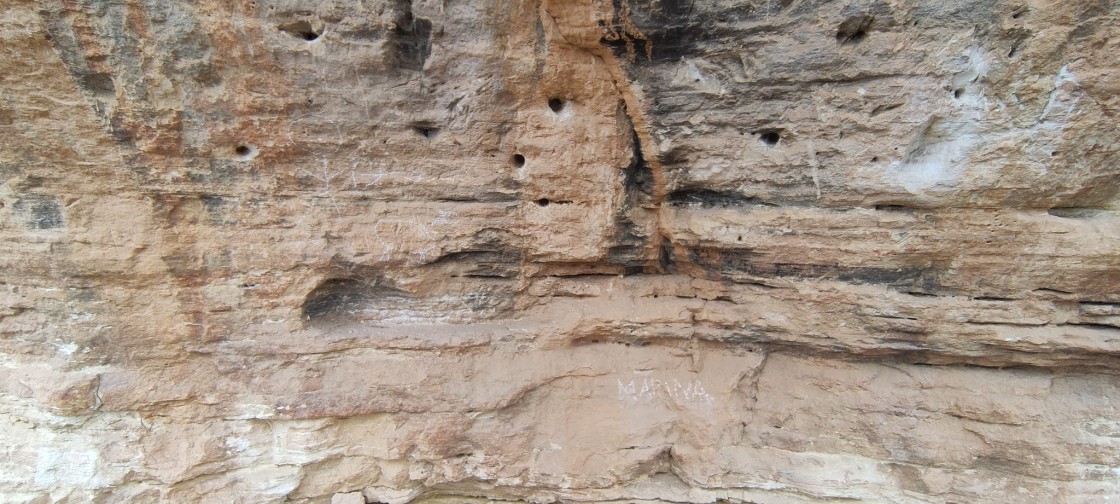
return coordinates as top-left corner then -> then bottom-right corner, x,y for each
2,0 -> 1120,502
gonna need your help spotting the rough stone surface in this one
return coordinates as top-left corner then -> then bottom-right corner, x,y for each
2,0 -> 1119,502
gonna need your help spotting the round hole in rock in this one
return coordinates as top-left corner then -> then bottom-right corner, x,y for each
235,145 -> 252,156
871,156 -> 880,162
759,131 -> 781,146
548,97 -> 566,113
511,154 -> 526,168
953,88 -> 964,99
536,198 -> 550,207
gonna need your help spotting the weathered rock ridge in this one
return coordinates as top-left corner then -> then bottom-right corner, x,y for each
2,0 -> 1119,502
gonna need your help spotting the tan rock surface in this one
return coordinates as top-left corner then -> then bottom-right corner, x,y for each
2,0 -> 1119,502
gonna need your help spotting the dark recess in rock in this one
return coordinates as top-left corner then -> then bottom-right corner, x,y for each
836,15 -> 874,44
79,73 -> 115,99
303,278 -> 373,320
394,12 -> 432,71
427,250 -> 521,279
666,189 -> 775,208
623,131 -> 654,200
658,240 -> 676,273
278,20 -> 321,41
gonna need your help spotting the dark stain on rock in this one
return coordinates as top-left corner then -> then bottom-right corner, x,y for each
623,130 -> 655,201
13,195 -> 63,229
427,249 -> 521,279
666,189 -> 776,208
199,195 -> 231,226
303,278 -> 383,320
392,1 -> 432,72
689,247 -> 941,291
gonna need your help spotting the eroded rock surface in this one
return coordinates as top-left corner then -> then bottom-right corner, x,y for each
2,0 -> 1119,502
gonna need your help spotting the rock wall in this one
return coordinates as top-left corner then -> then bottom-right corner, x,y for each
2,0 -> 1119,502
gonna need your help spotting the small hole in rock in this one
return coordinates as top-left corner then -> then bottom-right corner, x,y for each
536,198 -> 550,207
235,145 -> 252,156
759,131 -> 781,146
511,154 -> 526,168
871,156 -> 879,162
413,126 -> 438,138
548,97 -> 566,113
953,88 -> 964,99
836,16 -> 873,45
279,20 -> 322,42
737,235 -> 742,241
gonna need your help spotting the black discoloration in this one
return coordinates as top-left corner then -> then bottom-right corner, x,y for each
199,195 -> 231,226
435,191 -> 521,203
606,203 -> 655,269
303,278 -> 379,320
623,130 -> 655,201
652,0 -> 697,17
412,124 -> 439,138
658,240 -> 676,273
835,265 -> 933,286
689,247 -> 941,290
666,189 -> 775,208
874,204 -> 917,213
427,249 -> 521,279
1048,208 -> 1109,218
41,1 -> 217,145
393,1 -> 432,72
658,145 -> 694,172
13,195 -> 63,229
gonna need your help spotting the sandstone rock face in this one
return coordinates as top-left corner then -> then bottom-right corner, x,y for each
2,0 -> 1119,502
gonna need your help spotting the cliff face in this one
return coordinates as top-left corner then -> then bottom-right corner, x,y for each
2,0 -> 1120,502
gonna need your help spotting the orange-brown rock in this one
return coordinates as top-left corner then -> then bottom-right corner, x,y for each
2,0 -> 1119,502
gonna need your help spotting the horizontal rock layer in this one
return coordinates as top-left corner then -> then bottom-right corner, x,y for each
1,0 -> 1118,502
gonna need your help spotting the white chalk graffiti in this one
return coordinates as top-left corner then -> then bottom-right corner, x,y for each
617,377 -> 714,405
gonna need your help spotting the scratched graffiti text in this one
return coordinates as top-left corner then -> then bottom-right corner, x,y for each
617,377 -> 714,405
